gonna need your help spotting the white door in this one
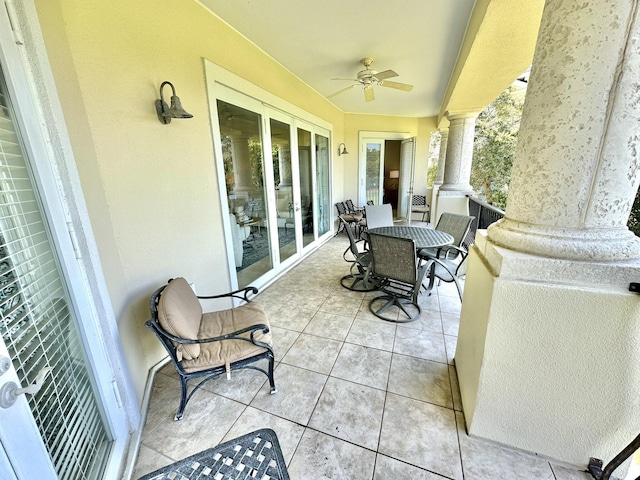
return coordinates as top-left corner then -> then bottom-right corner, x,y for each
0,6 -> 128,478
398,137 -> 417,221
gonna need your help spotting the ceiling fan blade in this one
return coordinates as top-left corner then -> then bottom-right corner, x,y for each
364,85 -> 375,102
327,84 -> 358,99
380,80 -> 414,92
331,77 -> 359,81
373,69 -> 398,81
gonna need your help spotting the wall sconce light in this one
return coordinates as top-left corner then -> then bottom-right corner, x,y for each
155,81 -> 193,124
338,143 -> 349,156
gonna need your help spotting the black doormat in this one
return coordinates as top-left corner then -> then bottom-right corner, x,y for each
238,227 -> 296,271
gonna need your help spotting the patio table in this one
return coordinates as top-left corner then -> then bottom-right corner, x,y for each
138,428 -> 290,480
368,225 -> 453,250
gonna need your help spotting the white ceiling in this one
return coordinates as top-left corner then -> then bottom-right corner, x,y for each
198,0 -> 477,118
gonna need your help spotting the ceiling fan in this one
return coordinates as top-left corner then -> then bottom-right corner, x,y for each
328,57 -> 414,102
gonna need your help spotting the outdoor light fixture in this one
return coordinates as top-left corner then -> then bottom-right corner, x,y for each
338,143 -> 349,156
155,81 -> 193,124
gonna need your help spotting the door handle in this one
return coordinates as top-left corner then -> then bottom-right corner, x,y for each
0,367 -> 51,408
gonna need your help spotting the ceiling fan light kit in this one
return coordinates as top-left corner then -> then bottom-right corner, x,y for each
328,57 -> 414,102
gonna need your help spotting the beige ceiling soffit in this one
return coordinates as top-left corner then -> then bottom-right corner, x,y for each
438,0 -> 545,124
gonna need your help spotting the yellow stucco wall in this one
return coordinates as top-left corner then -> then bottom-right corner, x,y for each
35,0 -> 346,403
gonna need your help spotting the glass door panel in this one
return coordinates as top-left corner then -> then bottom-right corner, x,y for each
297,128 -> 314,247
365,141 -> 385,204
0,67 -> 111,478
270,118 -> 297,263
217,100 -> 272,288
315,134 -> 330,237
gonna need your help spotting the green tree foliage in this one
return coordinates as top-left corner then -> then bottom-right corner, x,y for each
427,162 -> 438,188
427,131 -> 440,187
471,86 -> 524,209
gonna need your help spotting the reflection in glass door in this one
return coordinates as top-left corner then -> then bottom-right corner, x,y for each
297,128 -> 314,247
270,118 -> 297,263
315,134 -> 330,236
217,100 -> 272,288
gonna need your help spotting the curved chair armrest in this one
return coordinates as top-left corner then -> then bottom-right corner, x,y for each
420,244 -> 466,260
146,319 -> 270,345
197,286 -> 259,303
343,238 -> 369,262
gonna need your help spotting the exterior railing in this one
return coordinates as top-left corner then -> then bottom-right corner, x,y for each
466,195 -> 505,246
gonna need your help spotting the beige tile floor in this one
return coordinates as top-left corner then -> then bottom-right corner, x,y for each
132,234 -> 595,480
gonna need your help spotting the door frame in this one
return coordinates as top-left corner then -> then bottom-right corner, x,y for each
0,1 -> 138,477
357,131 -> 411,207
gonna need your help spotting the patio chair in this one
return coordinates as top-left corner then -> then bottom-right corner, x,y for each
367,233 -> 429,322
411,195 -> 430,222
345,199 -> 364,215
364,203 -> 394,230
418,212 -> 474,261
339,217 -> 378,291
146,277 -> 276,420
418,213 -> 475,301
335,201 -> 363,236
421,246 -> 469,301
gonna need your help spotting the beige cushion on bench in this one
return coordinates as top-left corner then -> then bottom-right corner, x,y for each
181,302 -> 272,373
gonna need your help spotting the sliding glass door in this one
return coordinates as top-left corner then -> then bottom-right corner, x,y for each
217,100 -> 273,288
209,80 -> 333,289
270,118 -> 298,264
316,134 -> 331,237
297,128 -> 314,248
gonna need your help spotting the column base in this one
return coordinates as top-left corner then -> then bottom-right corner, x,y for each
434,189 -> 472,222
457,231 -> 640,467
488,217 -> 640,261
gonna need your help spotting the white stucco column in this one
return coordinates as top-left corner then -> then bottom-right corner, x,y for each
487,1 -> 640,261
435,112 -> 479,220
456,0 -> 640,468
430,129 -> 448,219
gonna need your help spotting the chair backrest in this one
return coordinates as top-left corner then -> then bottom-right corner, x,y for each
368,233 -> 417,285
339,216 -> 360,257
412,195 -> 426,206
365,204 -> 394,229
345,199 -> 357,213
366,200 -> 374,206
155,277 -> 202,360
435,213 -> 474,249
335,202 -> 347,215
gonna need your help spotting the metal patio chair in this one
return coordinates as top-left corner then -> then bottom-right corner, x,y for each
146,277 -> 276,420
345,199 -> 364,215
418,212 -> 474,261
418,212 -> 475,301
339,217 -> 378,291
335,201 -> 363,236
363,203 -> 394,230
367,232 -> 429,322
411,195 -> 431,222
